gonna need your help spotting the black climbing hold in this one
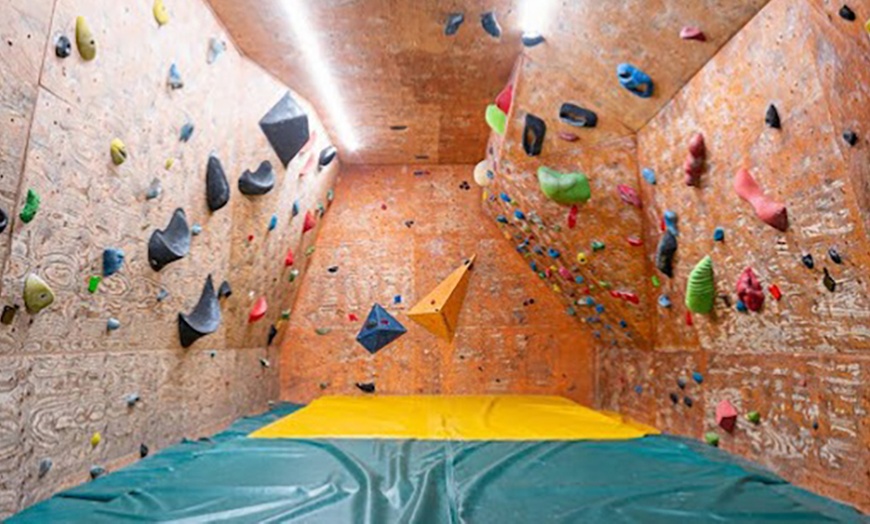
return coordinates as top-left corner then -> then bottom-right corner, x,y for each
843,130 -> 858,146
0,207 -> 8,234
521,32 -> 545,47
1,305 -> 18,325
356,382 -> 376,394
217,280 -> 232,299
823,267 -> 836,292
318,146 -> 337,168
522,114 -> 546,157
444,12 -> 464,36
655,231 -> 677,278
828,248 -> 842,264
802,253 -> 815,269
55,35 -> 71,58
206,154 -> 230,212
89,466 -> 106,479
259,92 -> 310,167
103,248 -> 125,277
327,266 -> 339,273
238,161 -> 275,196
178,274 -> 222,348
559,104 -> 598,128
268,324 -> 278,345
669,392 -> 679,404
839,5 -> 856,21
677,377 -> 687,389
683,396 -> 694,408
38,458 -> 52,478
139,443 -> 149,458
765,104 -> 781,129
148,208 -> 191,271
480,11 -> 501,38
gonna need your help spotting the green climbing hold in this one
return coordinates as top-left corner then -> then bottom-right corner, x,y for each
704,432 -> 720,447
536,167 -> 591,205
485,104 -> 506,135
19,189 -> 40,223
288,269 -> 300,282
88,276 -> 101,294
651,275 -> 660,287
686,256 -> 715,314
281,310 -> 291,320
746,411 -> 761,424
592,241 -> 605,252
305,246 -> 316,256
315,327 -> 331,335
24,274 -> 55,314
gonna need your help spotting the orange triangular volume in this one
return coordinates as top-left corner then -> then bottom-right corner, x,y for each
407,255 -> 476,341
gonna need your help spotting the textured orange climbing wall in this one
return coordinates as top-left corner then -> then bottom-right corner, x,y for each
0,0 -> 337,517
280,164 -> 595,404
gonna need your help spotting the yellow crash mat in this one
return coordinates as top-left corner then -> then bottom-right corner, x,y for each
250,395 -> 658,441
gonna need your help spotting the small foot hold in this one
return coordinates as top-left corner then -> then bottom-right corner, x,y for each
55,35 -> 71,58
480,12 -> 501,38
823,267 -> 836,292
38,458 -> 52,479
110,138 -> 128,166
318,146 -> 337,168
19,188 -> 40,223
642,168 -> 656,185
103,248 -> 125,277
655,231 -> 677,278
268,325 -> 278,345
153,0 -> 170,25
303,211 -> 316,233
106,318 -> 121,331
704,432 -> 720,447
356,382 -> 376,394
179,122 -> 194,142
679,26 -> 706,41
217,280 -> 231,299
802,253 -> 814,269
843,130 -> 858,146
207,37 -> 226,64
444,12 -> 464,35
617,184 -> 642,208
828,247 -> 842,264
521,32 -> 545,47
765,104 -> 781,129
840,5 -> 856,21
249,297 -> 267,323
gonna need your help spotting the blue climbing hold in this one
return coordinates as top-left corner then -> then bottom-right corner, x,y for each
595,304 -> 605,314
642,168 -> 657,185
619,320 -> 628,328
692,372 -> 704,384
634,385 -> 643,394
514,210 -> 526,220
713,227 -> 725,242
167,63 -> 183,89
292,201 -> 300,218
156,289 -> 169,302
393,295 -> 402,304
268,214 -> 278,231
585,297 -> 595,306
530,262 -> 538,272
103,248 -> 125,277
547,248 -> 560,258
106,318 -> 120,331
179,122 -> 194,142
574,276 -> 584,284
664,210 -> 678,235
499,192 -> 511,203
617,63 -> 654,98
658,294 -> 672,308
355,304 -> 406,354
496,215 -> 508,224
736,300 -> 748,312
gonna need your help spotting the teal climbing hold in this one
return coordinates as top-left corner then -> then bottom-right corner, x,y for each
692,372 -> 703,384
713,227 -> 725,242
685,256 -> 715,314
268,214 -> 278,231
536,167 -> 590,205
19,189 -> 40,223
642,168 -> 656,185
179,122 -> 194,142
591,241 -> 605,252
485,104 -> 507,135
292,200 -> 300,217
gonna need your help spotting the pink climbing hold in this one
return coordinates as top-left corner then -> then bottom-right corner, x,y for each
558,131 -> 579,142
303,211 -> 316,233
495,83 -> 513,114
716,399 -> 738,432
736,267 -> 764,312
734,168 -> 788,232
627,236 -> 643,247
617,184 -> 642,208
684,133 -> 706,186
249,297 -> 267,323
680,26 -> 706,41
558,267 -> 572,280
284,247 -> 295,267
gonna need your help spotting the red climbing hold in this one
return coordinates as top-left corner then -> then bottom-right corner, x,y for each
558,132 -> 579,142
303,211 -> 316,233
567,205 -> 579,229
768,284 -> 782,301
660,216 -> 666,232
679,26 -> 706,41
684,133 -> 706,186
734,168 -> 788,232
627,236 -> 643,247
249,297 -> 267,323
736,267 -> 764,312
284,247 -> 295,267
348,313 -> 359,322
381,204 -> 387,210
495,83 -> 513,114
610,290 -> 640,305
247,234 -> 255,243
686,311 -> 694,326
617,185 -> 642,208
716,399 -> 738,432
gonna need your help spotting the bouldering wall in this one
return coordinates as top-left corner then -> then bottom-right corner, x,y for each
0,0 -> 337,517
281,164 -> 594,404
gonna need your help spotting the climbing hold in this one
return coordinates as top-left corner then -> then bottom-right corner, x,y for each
178,275 -> 222,348
267,325 -> 278,346
843,130 -> 858,146
106,318 -> 120,331
616,63 -> 654,98
736,267 -> 764,312
38,458 -> 52,479
87,276 -> 101,294
90,432 -> 101,447
684,133 -> 705,186
407,256 -> 475,341
746,411 -> 761,424
217,280 -> 231,299
558,131 -> 579,142
768,284 -> 782,301
110,138 -> 128,166
19,188 -> 40,224
559,104 -> 598,128
576,252 -> 588,265
89,466 -> 106,480
663,210 -> 678,235
499,192 -> 511,203
655,231 -> 677,278
734,168 -> 788,231
153,0 -> 170,25
191,224 -> 202,236
327,266 -> 339,273
652,275 -> 660,287
303,211 -> 316,233
736,300 -> 747,313
828,247 -> 842,264
634,385 -> 643,394
207,37 -> 226,64
55,35 -> 71,58
139,444 -> 149,458
24,274 -> 55,314
238,161 -> 275,196
179,122 -> 194,142
495,83 -> 513,114
679,26 -> 706,41
514,210 -> 526,221
283,247 -> 295,267
692,371 -> 704,384
102,248 -> 124,277
642,168 -> 656,185
125,393 -> 140,407
315,327 -> 331,336
521,32 -> 545,47
356,303 -> 407,354
591,241 -> 605,252
683,396 -> 694,407
704,432 -> 720,447
356,382 -> 376,394
765,104 -> 781,129
716,399 -> 738,432
318,146 -> 338,168
1,305 -> 17,325
260,92 -> 310,167
840,5 -> 856,20
444,12 -> 464,35
145,178 -> 162,200
394,295 -> 402,304
713,227 -> 725,242
677,377 -> 687,389
627,236 -> 642,247
802,253 -> 814,269
249,297 -> 267,323
547,247 -> 560,258
617,184 -> 642,208
480,11 -> 501,38
669,392 -> 679,404
148,208 -> 191,271
260,357 -> 271,368
288,269 -> 300,282
0,208 -> 7,234
473,160 -> 492,187
536,167 -> 590,205
522,114 -> 546,157
485,104 -> 506,135
658,294 -> 672,308
157,289 -> 169,302
167,63 -> 183,89
327,189 -> 335,203
685,256 -> 715,314
75,16 -> 96,61
268,214 -> 278,232
823,267 -> 836,292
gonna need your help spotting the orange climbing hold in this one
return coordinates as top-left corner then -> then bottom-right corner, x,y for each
249,297 -> 267,323
407,255 -> 476,341
303,211 -> 316,233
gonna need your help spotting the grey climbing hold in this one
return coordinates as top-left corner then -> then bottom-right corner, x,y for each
38,458 -> 52,478
207,37 -> 226,64
356,382 -> 376,394
0,207 -> 8,233
677,377 -> 687,389
268,325 -> 278,345
521,32 -> 545,47
55,35 -> 71,58
103,248 -> 125,277
157,289 -> 169,302
179,122 -> 194,142
191,224 -> 202,236
139,443 -> 149,458
445,13 -> 464,35
107,318 -> 121,331
656,231 -> 677,278
828,247 -> 842,264
167,63 -> 183,89
89,466 -> 106,480
522,114 -> 546,157
259,92 -> 310,167
239,161 -> 276,196
148,208 -> 191,271
840,5 -> 856,20
319,146 -> 337,168
843,130 -> 858,146
480,12 -> 501,38
146,178 -> 162,200
559,104 -> 597,128
206,154 -> 230,212
217,280 -> 232,299
125,393 -> 140,406
765,104 -> 781,129
178,275 -> 221,348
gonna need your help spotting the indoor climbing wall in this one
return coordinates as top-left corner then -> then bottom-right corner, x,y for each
0,0 -> 336,517
281,164 -> 594,404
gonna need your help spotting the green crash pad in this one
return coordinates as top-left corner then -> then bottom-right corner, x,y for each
10,404 -> 866,523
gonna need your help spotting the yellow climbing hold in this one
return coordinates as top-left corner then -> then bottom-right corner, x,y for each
576,252 -> 588,264
75,16 -> 96,61
153,0 -> 170,26
23,274 -> 55,314
90,432 -> 101,447
552,285 -> 561,293
110,138 -> 128,166
865,18 -> 870,35
165,158 -> 174,170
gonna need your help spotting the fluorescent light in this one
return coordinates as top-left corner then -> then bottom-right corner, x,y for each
283,0 -> 359,152
519,0 -> 558,36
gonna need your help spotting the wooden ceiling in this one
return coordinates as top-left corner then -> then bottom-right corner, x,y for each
207,0 -> 769,165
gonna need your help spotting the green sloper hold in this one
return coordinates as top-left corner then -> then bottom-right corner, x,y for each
685,256 -> 715,314
536,167 -> 591,205
19,189 -> 40,223
485,104 -> 506,135
24,274 -> 55,314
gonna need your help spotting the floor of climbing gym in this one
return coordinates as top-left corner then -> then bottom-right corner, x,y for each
1,0 -> 869,522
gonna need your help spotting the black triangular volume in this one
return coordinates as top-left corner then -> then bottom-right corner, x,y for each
765,104 -> 781,129
148,208 -> 191,271
178,275 -> 222,348
206,154 -> 230,212
239,161 -> 276,196
259,92 -> 310,167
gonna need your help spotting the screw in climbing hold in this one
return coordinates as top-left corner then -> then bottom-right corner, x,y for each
260,357 -> 271,368
88,276 -> 101,294
1,305 -> 18,325
268,214 -> 278,232
591,241 -> 605,252
139,444 -> 149,458
90,432 -> 101,447
823,267 -> 836,292
642,168 -> 657,185
125,393 -> 140,407
547,247 -> 560,259
736,300 -> 748,312
679,26 -> 706,41
19,188 -> 40,224
713,227 -> 725,242
801,253 -> 814,269
480,11 -> 501,38
327,266 -> 339,273
89,465 -> 106,479
106,318 -> 121,331
207,37 -> 226,64
663,210 -> 678,235
38,458 -> 52,479
179,122 -> 194,142
55,35 -> 72,58
315,327 -> 331,335
146,178 -> 162,200
514,210 -> 526,220
634,385 -> 643,394
157,289 -> 169,302
683,396 -> 694,407
839,5 -> 856,21
657,295 -> 672,308
828,247 -> 842,264
288,269 -> 300,282
110,138 -> 128,166
677,377 -> 687,389
153,0 -> 170,25
651,275 -> 661,288
746,411 -> 761,424
669,392 -> 679,404
356,382 -> 376,394
768,284 -> 782,301
393,295 -> 402,304
167,63 -> 184,89
521,32 -> 545,47
765,104 -> 781,129
692,372 -> 703,384
704,432 -> 720,447
843,130 -> 858,146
